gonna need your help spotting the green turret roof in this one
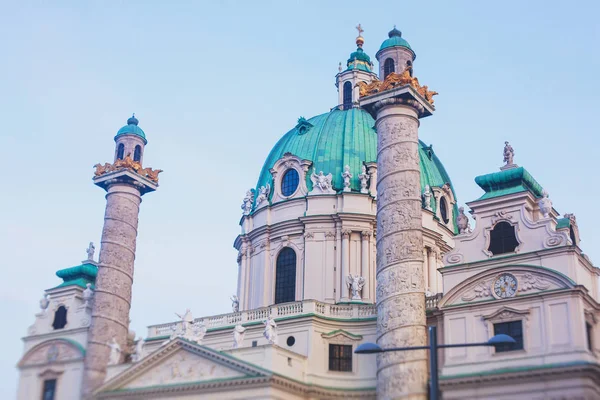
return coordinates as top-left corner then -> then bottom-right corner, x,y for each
255,108 -> 458,231
474,166 -> 544,200
376,27 -> 415,59
115,114 -> 147,143
54,263 -> 98,289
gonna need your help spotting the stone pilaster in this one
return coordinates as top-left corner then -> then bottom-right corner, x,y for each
340,229 -> 351,301
373,100 -> 427,399
82,183 -> 141,396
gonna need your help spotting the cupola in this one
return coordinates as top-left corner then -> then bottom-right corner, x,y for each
113,114 -> 147,164
375,26 -> 416,80
335,24 -> 378,110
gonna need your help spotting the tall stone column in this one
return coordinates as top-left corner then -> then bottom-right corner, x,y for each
361,230 -> 372,301
428,248 -> 438,294
340,229 -> 351,301
362,88 -> 435,399
83,163 -> 158,397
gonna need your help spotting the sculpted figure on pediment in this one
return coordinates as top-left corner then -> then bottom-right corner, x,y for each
255,184 -> 270,207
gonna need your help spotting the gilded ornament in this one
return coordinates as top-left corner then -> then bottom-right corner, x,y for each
358,65 -> 438,105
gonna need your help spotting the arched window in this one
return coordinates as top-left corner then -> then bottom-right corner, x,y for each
342,81 -> 352,110
440,197 -> 449,224
116,143 -> 125,160
52,306 -> 68,330
133,145 -> 142,162
488,221 -> 519,255
281,169 -> 299,197
275,247 -> 296,304
384,58 -> 395,78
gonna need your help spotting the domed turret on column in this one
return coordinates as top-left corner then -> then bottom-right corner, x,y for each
336,24 -> 378,110
375,26 -> 416,80
114,114 -> 147,164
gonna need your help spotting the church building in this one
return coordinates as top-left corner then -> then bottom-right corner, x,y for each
17,26 -> 600,400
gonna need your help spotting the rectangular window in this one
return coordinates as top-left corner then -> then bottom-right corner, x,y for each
493,321 -> 524,352
41,379 -> 56,400
586,322 -> 593,351
329,344 -> 352,372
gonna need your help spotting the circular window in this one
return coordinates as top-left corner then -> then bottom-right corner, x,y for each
281,169 -> 300,197
286,336 -> 296,347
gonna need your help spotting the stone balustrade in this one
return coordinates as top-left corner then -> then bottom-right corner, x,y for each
147,296 -> 441,338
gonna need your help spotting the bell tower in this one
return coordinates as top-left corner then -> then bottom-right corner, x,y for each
335,24 -> 378,110
81,116 -> 161,397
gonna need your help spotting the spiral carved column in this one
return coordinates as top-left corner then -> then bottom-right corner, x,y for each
374,100 -> 427,399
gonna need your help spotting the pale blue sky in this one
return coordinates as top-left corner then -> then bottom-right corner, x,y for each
1,0 -> 599,396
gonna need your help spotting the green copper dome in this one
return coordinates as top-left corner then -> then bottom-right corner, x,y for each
256,108 -> 457,230
115,114 -> 147,143
376,27 -> 414,58
54,262 -> 98,289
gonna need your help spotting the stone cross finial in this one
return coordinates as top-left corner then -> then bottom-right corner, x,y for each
86,242 -> 95,261
356,23 -> 364,36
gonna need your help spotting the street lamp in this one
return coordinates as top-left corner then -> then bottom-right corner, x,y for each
355,326 -> 516,400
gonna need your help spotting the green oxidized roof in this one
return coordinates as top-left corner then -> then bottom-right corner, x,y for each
474,167 -> 544,200
347,47 -> 371,64
377,27 -> 414,58
255,108 -> 457,230
54,263 -> 98,289
115,114 -> 147,143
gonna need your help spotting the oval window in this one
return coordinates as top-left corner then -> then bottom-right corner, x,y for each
440,197 -> 449,224
281,169 -> 300,197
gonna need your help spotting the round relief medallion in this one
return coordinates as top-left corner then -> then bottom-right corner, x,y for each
492,273 -> 518,299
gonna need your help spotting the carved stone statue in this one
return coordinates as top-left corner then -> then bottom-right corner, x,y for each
503,141 -> 515,166
86,242 -> 95,261
233,324 -> 246,349
82,283 -> 94,308
108,337 -> 121,365
423,185 -> 432,211
175,309 -> 194,338
457,206 -> 471,234
132,337 -> 145,362
231,295 -> 239,313
39,293 -> 50,313
263,316 -> 278,345
255,184 -> 271,207
358,165 -> 369,194
190,321 -> 207,344
346,274 -> 366,300
310,170 -> 335,194
341,165 -> 353,192
538,189 -> 552,219
241,189 -> 254,216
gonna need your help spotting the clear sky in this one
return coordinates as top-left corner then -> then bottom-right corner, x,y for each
1,0 -> 599,396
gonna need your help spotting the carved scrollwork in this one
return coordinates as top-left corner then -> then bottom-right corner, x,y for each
518,273 -> 551,292
545,235 -> 564,247
461,280 -> 491,301
446,253 -> 463,264
491,210 -> 513,224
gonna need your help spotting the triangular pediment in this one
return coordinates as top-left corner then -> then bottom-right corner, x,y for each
96,338 -> 269,394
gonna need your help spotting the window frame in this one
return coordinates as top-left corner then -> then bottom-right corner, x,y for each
274,247 -> 297,304
133,145 -> 142,162
280,168 -> 300,198
328,343 -> 353,372
493,320 -> 524,353
41,378 -> 57,400
487,221 -> 520,256
52,305 -> 68,330
116,143 -> 125,160
383,58 -> 395,79
342,81 -> 353,110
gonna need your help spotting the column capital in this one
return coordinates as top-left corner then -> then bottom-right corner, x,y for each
341,229 -> 352,238
361,230 -> 373,238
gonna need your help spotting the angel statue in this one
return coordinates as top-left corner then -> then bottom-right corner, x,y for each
231,295 -> 240,313
107,337 -> 121,365
263,315 -> 278,344
190,321 -> 207,344
341,165 -> 352,192
310,170 -> 334,194
233,324 -> 246,349
175,309 -> 194,337
503,141 -> 515,166
132,337 -> 145,362
346,274 -> 366,300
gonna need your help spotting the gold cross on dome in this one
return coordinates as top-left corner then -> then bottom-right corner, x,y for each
356,23 -> 364,36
